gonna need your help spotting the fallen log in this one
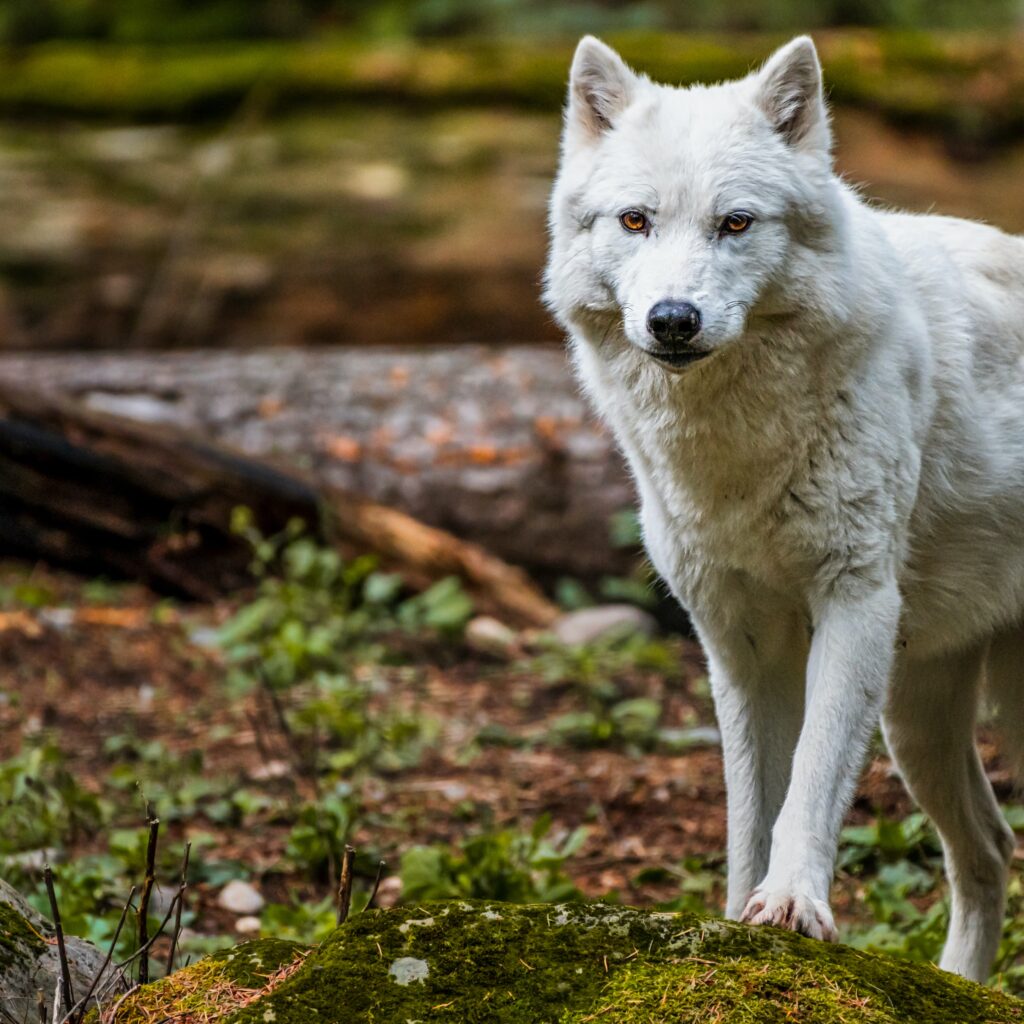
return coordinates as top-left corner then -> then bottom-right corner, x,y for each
0,346 -> 639,582
0,383 -> 559,627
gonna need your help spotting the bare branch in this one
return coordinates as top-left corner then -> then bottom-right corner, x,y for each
137,813 -> 161,985
61,886 -> 137,1024
363,861 -> 387,913
43,866 -> 74,1015
336,846 -> 356,925
165,842 -> 192,977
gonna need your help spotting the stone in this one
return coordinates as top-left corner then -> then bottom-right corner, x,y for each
236,916 -> 262,936
552,604 -> 658,646
217,880 -> 265,915
0,878 -> 124,1020
464,615 -> 519,658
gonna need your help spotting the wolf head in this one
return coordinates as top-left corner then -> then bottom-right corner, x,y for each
544,36 -> 840,374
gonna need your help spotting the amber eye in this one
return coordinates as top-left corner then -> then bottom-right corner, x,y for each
619,210 -> 648,234
720,212 -> 753,235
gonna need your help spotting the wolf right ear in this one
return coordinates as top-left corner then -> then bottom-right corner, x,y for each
566,36 -> 640,143
753,36 -> 830,151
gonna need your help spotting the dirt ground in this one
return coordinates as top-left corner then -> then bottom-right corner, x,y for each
3,557 -> 997,945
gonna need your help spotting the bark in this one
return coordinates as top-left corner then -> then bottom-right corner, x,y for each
0,346 -> 638,583
0,381 -> 559,627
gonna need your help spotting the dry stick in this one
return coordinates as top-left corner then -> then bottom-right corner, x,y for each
165,841 -> 192,977
35,991 -> 46,1024
136,814 -> 161,986
363,860 -> 387,913
61,886 -> 137,1024
336,845 -> 356,925
92,891 -> 182,1007
44,866 -> 75,1016
102,984 -> 140,1024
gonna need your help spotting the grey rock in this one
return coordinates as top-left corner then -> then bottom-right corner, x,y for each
552,604 -> 658,646
464,616 -> 519,659
0,878 -> 124,1020
217,879 -> 265,915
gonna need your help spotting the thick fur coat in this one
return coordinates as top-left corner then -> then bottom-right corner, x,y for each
543,35 -> 1024,982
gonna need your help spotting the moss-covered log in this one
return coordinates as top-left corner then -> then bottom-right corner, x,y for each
98,900 -> 1024,1023
0,32 -> 1023,149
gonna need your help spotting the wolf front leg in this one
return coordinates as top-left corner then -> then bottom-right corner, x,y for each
741,579 -> 902,940
690,585 -> 807,920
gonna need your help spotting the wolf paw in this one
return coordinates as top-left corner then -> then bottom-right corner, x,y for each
740,888 -> 838,942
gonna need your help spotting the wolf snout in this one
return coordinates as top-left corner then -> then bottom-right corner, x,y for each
646,300 -> 702,346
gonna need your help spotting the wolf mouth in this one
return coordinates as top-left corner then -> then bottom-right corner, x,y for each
648,348 -> 712,371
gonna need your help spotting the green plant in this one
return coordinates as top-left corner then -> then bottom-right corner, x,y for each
400,816 -> 587,903
216,510 -> 453,782
0,737 -> 109,856
528,632 -> 679,751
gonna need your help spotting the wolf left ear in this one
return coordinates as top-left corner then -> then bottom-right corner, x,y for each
753,36 -> 829,150
566,36 -> 641,144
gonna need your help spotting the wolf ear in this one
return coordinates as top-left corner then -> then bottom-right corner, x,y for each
566,36 -> 640,143
753,36 -> 829,150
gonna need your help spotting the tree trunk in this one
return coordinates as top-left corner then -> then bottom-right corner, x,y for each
0,346 -> 638,583
0,382 -> 559,627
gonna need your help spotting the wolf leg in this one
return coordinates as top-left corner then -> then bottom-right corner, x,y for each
690,581 -> 807,919
742,581 -> 902,941
884,642 -> 1012,982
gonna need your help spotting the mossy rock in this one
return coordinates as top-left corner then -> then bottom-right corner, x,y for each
0,878 -> 122,1020
102,900 -> 1024,1023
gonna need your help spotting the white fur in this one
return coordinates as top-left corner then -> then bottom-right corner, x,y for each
544,34 -> 1024,982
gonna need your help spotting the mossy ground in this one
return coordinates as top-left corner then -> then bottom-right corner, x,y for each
102,901 -> 1024,1023
91,938 -> 306,1024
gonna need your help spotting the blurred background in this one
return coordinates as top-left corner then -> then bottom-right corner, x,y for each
6,1 -> 1024,1013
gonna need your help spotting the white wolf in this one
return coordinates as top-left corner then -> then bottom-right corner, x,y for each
544,34 -> 1024,982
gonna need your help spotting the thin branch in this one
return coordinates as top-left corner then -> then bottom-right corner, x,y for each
165,842 -> 192,977
335,846 -> 356,925
101,984 -> 139,1024
91,891 -> 181,1006
61,886 -> 136,1024
137,813 -> 161,985
363,860 -> 387,914
44,866 -> 74,1015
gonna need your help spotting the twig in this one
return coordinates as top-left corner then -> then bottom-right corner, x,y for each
92,891 -> 181,1006
44,866 -> 75,1016
363,860 -> 387,913
137,813 -> 161,985
165,842 -> 192,976
102,984 -> 139,1024
61,886 -> 137,1024
336,845 -> 356,925
36,991 -> 46,1024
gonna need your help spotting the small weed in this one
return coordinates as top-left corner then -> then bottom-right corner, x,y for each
400,815 -> 586,903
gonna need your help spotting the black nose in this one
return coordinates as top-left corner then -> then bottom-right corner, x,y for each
646,300 -> 702,345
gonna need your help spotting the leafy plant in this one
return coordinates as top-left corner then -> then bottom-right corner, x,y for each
216,510 -> 452,782
400,816 -> 587,903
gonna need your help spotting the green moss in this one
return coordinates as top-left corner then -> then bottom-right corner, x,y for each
204,902 -> 1024,1024
0,897 -> 47,971
0,31 -> 1024,148
95,937 -> 308,1024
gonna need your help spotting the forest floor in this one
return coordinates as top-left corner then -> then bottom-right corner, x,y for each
4,557 -> 1017,971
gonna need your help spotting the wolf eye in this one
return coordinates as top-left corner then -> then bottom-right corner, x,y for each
619,210 -> 648,234
720,212 -> 753,235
